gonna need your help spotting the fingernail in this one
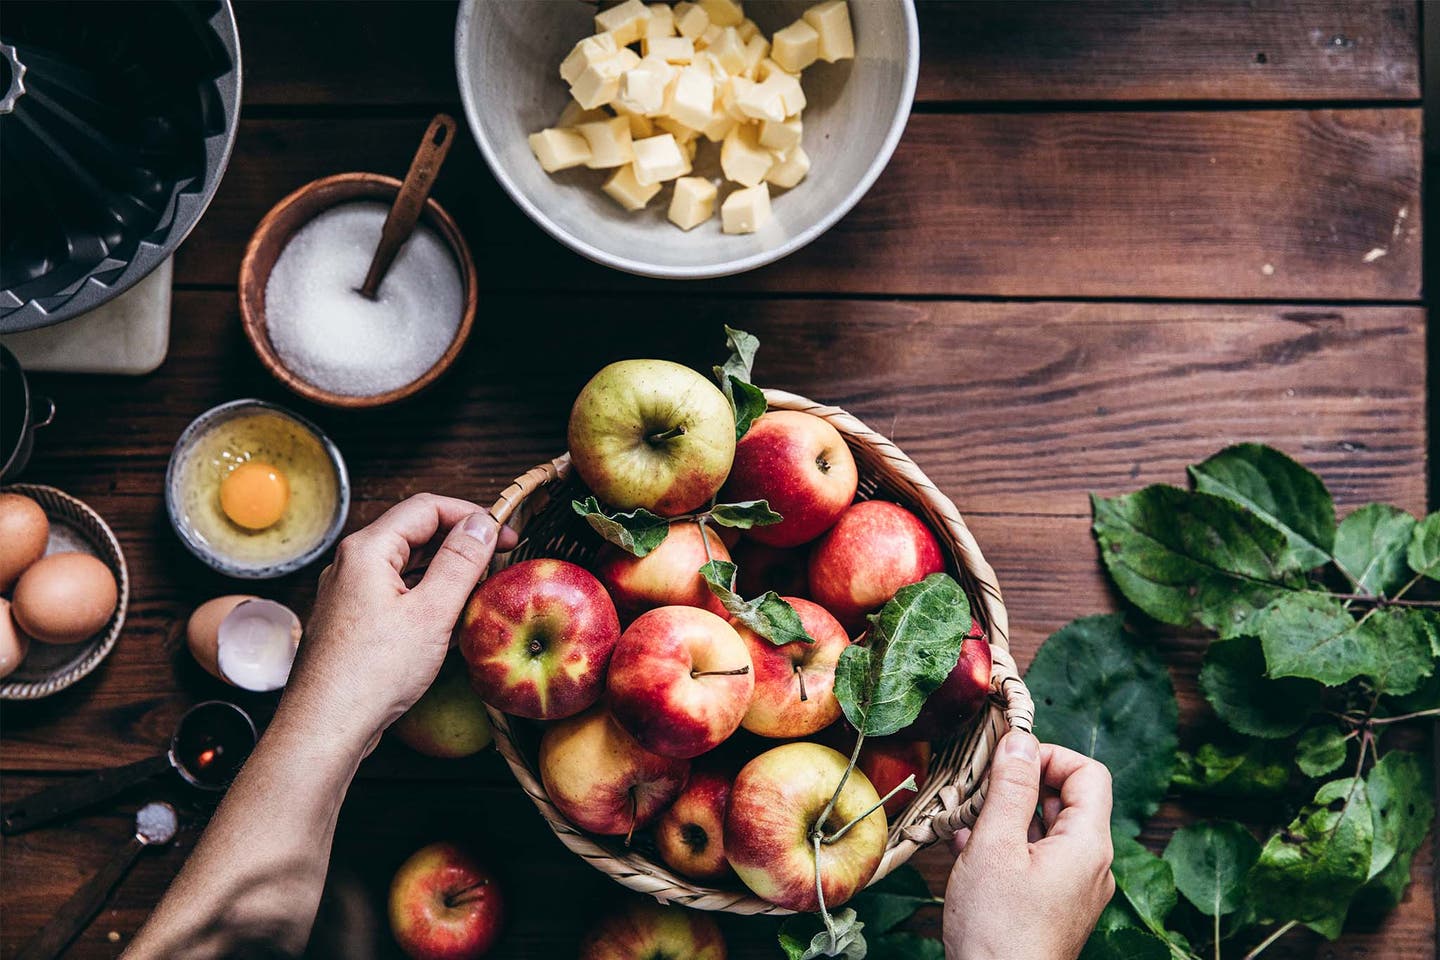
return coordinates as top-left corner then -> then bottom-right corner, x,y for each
1003,731 -> 1038,762
459,511 -> 497,545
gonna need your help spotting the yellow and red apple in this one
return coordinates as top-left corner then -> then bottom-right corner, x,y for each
459,559 -> 620,720
736,597 -> 850,738
720,410 -> 858,547
596,522 -> 731,621
388,842 -> 504,959
579,899 -> 727,960
392,654 -> 493,758
656,767 -> 734,881
808,500 -> 946,631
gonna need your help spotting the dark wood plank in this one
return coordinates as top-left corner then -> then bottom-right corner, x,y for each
1,295 -> 1422,770
233,1 -> 1422,107
174,110 -> 1423,299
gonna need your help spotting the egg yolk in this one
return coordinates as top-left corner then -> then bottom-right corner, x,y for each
220,462 -> 290,531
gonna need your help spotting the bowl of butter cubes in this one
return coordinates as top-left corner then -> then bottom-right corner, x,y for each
455,0 -> 918,279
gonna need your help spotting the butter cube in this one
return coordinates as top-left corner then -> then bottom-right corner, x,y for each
698,24 -> 723,49
570,56 -> 628,109
699,0 -> 744,28
615,48 -> 642,71
655,115 -> 700,144
736,18 -> 761,43
577,116 -> 635,168
771,20 -> 820,73
766,144 -> 810,188
615,106 -> 656,138
560,33 -> 619,85
741,35 -> 770,75
721,183 -> 771,234
804,0 -> 855,62
676,3 -> 709,39
632,133 -> 692,185
759,114 -> 802,151
595,0 -> 651,46
701,109 -> 738,142
644,35 -> 695,63
760,71 -> 806,115
557,101 -> 610,128
645,3 -> 676,38
603,164 -> 662,211
693,50 -> 730,83
720,122 -> 773,186
668,176 -> 718,230
616,59 -> 672,116
528,127 -> 592,172
732,75 -> 786,122
666,66 -> 716,131
708,27 -> 747,74
754,57 -> 796,82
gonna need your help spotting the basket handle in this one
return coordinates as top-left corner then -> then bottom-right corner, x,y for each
488,454 -> 569,528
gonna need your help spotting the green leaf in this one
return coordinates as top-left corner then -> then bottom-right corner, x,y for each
1352,849 -> 1419,917
834,574 -> 971,738
699,560 -> 815,646
1333,504 -> 1417,597
1189,443 -> 1335,570
570,497 -> 670,557
847,865 -> 934,936
1247,777 -> 1374,924
1303,909 -> 1347,941
866,934 -> 945,960
1295,726 -> 1350,778
777,909 -> 866,960
1025,615 -> 1178,836
1255,597 -> 1435,695
1079,929 -> 1172,960
727,377 -> 768,441
1162,821 -> 1260,917
1092,486 -> 1301,639
715,324 -> 759,383
707,499 -> 783,529
1111,836 -> 1177,935
1172,739 -> 1290,799
712,326 -> 767,440
1198,636 -> 1321,738
1364,750 -> 1434,882
1408,512 -> 1440,580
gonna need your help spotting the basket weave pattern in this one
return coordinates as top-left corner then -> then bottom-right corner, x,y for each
483,390 -> 1034,915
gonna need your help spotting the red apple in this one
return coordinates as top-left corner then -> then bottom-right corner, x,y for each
568,359 -> 736,517
608,606 -> 754,758
720,411 -> 858,547
858,739 -> 932,819
731,539 -> 809,598
392,655 -> 493,758
596,522 -> 731,621
459,559 -> 620,720
900,621 -> 993,740
579,899 -> 727,960
725,742 -> 888,912
388,842 -> 504,959
807,500 -> 946,631
655,767 -> 734,881
736,597 -> 851,738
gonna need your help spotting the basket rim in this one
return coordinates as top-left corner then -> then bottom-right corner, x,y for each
480,389 -> 1033,915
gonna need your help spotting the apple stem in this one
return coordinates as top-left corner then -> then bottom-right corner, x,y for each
647,425 -> 687,444
810,732 -> 865,848
794,664 -> 809,702
625,790 -> 638,847
812,832 -> 836,947
442,880 -> 488,909
823,775 -> 918,845
692,666 -> 751,678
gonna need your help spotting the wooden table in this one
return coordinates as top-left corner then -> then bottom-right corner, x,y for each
2,2 -> 1432,957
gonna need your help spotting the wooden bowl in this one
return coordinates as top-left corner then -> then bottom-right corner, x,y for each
238,173 -> 478,409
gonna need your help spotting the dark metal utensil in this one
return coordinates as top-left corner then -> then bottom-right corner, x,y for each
356,113 -> 456,300
14,801 -> 178,960
0,701 -> 256,835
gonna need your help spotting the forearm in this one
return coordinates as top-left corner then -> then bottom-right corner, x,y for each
124,692 -> 375,960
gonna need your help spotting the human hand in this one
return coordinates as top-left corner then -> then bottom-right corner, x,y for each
943,731 -> 1115,960
277,494 -> 518,754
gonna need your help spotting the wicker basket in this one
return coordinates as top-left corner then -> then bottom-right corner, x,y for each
482,389 -> 1034,915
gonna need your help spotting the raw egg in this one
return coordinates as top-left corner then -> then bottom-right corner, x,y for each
220,462 -> 290,530
11,552 -> 118,645
0,598 -> 28,679
0,493 -> 49,591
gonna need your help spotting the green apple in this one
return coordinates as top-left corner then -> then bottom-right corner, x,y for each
568,359 -> 736,517
392,656 -> 493,759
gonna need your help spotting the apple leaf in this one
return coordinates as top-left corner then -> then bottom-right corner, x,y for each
1091,486 -> 1303,639
866,934 -> 945,960
570,497 -> 670,557
707,499 -> 783,529
713,325 -> 768,440
1111,835 -> 1178,936
1254,596 -> 1434,695
1079,928 -> 1173,960
1198,635 -> 1321,738
1025,615 -> 1178,837
715,324 -> 759,382
1295,726 -> 1350,778
1333,504 -> 1417,597
1247,777 -> 1373,924
777,908 -> 866,960
847,865 -> 935,935
1364,749 -> 1433,883
833,574 -> 971,738
1172,738 -> 1291,799
1189,443 -> 1336,571
1163,820 -> 1260,918
1408,512 -> 1440,580
699,560 -> 815,645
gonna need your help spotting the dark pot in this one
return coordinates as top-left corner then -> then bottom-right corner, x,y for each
1,345 -> 55,481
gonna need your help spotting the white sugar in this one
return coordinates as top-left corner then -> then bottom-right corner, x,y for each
264,202 -> 464,397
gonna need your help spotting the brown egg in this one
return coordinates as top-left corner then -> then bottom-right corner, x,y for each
186,594 -> 257,679
11,552 -> 118,645
0,493 -> 49,591
0,598 -> 29,680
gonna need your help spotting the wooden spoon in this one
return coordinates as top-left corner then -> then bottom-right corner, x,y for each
356,113 -> 457,300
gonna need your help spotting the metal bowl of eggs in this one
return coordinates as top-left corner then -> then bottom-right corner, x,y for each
165,399 -> 351,579
1,485 -> 129,700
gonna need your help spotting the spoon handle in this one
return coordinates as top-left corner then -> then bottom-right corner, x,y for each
15,834 -> 147,960
0,753 -> 172,835
358,113 -> 457,299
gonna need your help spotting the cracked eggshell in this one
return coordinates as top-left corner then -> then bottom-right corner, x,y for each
215,599 -> 301,692
187,595 -> 258,680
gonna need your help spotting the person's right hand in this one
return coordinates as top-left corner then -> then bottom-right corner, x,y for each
942,731 -> 1115,960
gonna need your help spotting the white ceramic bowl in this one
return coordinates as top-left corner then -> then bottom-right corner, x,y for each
455,0 -> 918,279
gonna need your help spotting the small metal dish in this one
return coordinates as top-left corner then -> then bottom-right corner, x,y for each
165,398 -> 351,579
0,484 -> 129,700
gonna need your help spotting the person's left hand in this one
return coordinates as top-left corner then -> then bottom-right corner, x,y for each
279,494 -> 518,753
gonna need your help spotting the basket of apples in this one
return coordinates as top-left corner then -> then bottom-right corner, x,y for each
459,328 -> 1034,925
